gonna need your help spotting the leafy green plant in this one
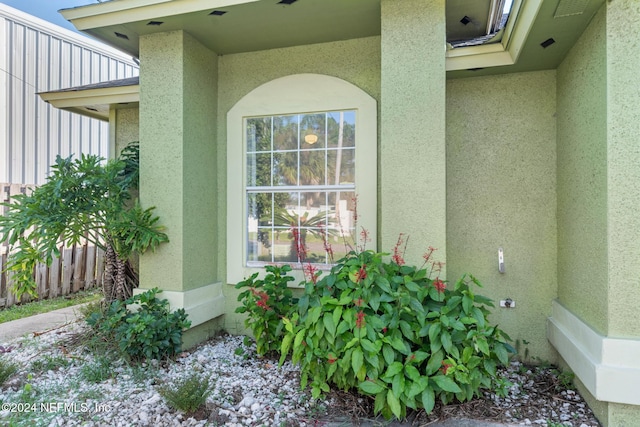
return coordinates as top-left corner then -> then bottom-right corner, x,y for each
86,288 -> 191,361
279,248 -> 515,420
235,264 -> 296,356
157,372 -> 213,414
0,142 -> 168,302
0,357 -> 18,386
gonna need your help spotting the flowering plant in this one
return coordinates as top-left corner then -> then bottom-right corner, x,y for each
235,264 -> 296,356
279,246 -> 515,420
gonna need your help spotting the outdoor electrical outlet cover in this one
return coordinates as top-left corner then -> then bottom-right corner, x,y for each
500,299 -> 515,308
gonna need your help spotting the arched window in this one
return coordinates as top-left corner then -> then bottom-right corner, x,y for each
227,74 -> 377,283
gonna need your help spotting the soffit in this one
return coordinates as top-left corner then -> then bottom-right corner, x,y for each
61,0 -> 604,79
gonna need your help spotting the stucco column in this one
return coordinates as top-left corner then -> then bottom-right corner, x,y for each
380,0 -> 447,270
605,0 -> 640,338
138,30 -> 224,346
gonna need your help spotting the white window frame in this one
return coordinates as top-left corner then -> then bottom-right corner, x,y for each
227,73 -> 377,285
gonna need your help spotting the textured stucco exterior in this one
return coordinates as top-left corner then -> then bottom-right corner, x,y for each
447,71 -> 558,362
556,6 -> 608,334
114,107 -> 139,156
605,0 -> 640,339
380,0 -> 447,269
139,31 -> 218,293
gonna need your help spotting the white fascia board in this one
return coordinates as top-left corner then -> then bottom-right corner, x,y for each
547,300 -> 640,405
0,3 -> 136,64
61,0 -> 260,31
445,0 -> 543,71
39,86 -> 140,108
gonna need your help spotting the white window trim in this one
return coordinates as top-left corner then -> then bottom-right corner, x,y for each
227,73 -> 377,285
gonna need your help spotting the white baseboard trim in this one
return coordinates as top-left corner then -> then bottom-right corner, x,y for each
547,300 -> 640,405
134,283 -> 225,328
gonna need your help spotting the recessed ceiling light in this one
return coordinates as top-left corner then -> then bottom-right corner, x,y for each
147,21 -> 163,26
114,32 -> 129,40
209,10 -> 227,16
460,16 -> 471,25
540,38 -> 556,48
278,0 -> 298,4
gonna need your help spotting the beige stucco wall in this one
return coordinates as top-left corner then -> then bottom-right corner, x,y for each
216,36 -> 381,334
556,5 -> 608,335
446,70 -> 558,362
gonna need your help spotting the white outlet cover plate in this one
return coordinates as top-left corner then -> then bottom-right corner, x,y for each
500,300 -> 516,308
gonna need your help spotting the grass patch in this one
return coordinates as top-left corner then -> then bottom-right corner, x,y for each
0,290 -> 102,324
157,372 -> 213,414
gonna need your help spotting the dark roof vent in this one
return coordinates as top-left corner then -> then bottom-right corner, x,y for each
209,10 -> 227,16
147,21 -> 163,26
114,32 -> 129,40
460,15 -> 471,25
540,38 -> 556,48
278,0 -> 298,4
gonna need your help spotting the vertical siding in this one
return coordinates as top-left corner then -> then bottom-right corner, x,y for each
0,5 -> 138,185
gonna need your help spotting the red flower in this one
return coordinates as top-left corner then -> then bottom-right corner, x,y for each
304,263 -> 319,284
433,279 -> 446,293
356,265 -> 367,283
354,298 -> 364,307
251,288 -> 271,310
356,311 -> 366,328
328,354 -> 337,364
382,327 -> 387,334
423,246 -> 436,263
440,361 -> 453,375
392,234 -> 407,266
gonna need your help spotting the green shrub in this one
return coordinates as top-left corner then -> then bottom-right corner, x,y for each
157,372 -> 213,414
235,264 -> 296,356
0,357 -> 18,386
280,249 -> 515,420
86,288 -> 191,361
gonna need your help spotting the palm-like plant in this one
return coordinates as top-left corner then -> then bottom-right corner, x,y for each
0,142 -> 168,302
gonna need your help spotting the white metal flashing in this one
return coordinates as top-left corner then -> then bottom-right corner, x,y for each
547,300 -> 640,405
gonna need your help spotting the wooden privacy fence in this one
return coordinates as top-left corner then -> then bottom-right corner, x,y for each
1,183 -> 105,308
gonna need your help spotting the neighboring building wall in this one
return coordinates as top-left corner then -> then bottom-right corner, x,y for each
216,36 -> 381,334
0,4 -> 137,184
556,6 -> 608,335
446,71 -> 558,362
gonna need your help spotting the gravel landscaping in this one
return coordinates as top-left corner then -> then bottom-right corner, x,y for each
0,320 -> 601,426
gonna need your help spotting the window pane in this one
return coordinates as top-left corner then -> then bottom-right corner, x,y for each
248,192 -> 274,227
328,110 -> 356,148
273,115 -> 298,151
246,117 -> 272,152
300,113 -> 326,149
248,229 -> 273,263
274,152 -> 298,186
327,148 -> 355,185
247,152 -> 272,187
328,191 -> 357,252
299,149 -> 325,186
273,228 -> 297,263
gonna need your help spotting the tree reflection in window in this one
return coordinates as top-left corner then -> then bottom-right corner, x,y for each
246,110 -> 356,265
